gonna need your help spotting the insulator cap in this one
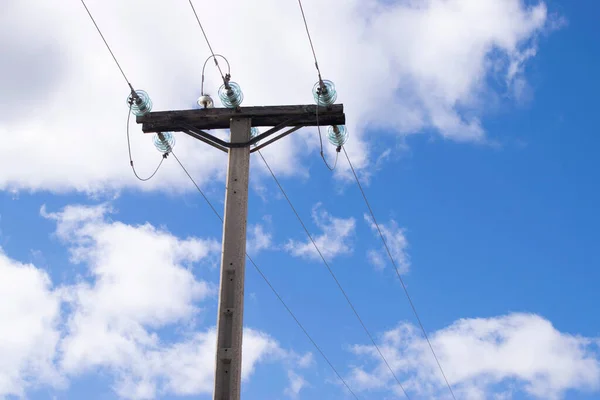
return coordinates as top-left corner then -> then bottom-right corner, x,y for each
327,125 -> 348,147
313,80 -> 337,107
153,132 -> 175,153
218,81 -> 244,108
127,90 -> 153,116
197,94 -> 214,109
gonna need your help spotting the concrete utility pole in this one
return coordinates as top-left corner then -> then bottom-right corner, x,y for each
137,104 -> 345,400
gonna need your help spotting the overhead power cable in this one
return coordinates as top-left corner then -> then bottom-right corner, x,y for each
170,151 -> 361,400
315,100 -> 339,170
79,0 -> 130,86
126,105 -> 165,181
79,0 -> 140,98
258,150 -> 411,399
81,0 -> 164,180
296,0 -> 323,82
294,0 -> 342,171
342,147 -> 457,400
187,0 -> 227,82
292,7 -> 447,395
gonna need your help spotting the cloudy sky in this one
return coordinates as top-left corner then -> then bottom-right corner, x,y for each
1,0 -> 599,399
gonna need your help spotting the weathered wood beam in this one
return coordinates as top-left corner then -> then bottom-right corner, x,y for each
136,104 -> 345,133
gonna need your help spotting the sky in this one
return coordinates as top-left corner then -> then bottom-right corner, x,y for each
1,0 -> 599,399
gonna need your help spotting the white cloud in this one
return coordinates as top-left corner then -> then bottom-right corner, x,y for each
367,249 -> 386,270
0,251 -> 64,397
247,223 -> 273,255
152,331 -> 314,399
113,327 -> 284,399
16,203 -> 298,399
0,204 -> 313,398
282,352 -> 314,398
348,313 -> 600,400
285,370 -> 308,398
0,0 -> 554,193
42,204 -> 218,330
285,204 -> 355,261
364,215 -> 410,273
297,352 -> 315,369
41,204 -> 222,397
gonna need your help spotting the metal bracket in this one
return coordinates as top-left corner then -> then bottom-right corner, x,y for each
180,127 -> 229,153
178,118 -> 304,153
250,126 -> 303,153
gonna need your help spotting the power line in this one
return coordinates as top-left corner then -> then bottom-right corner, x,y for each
315,98 -> 338,171
257,150 -> 411,399
342,147 -> 457,400
81,1 -> 163,182
125,106 -> 165,181
292,7 -> 449,395
295,0 -> 338,171
296,0 -> 323,81
171,151 -> 223,221
170,150 -> 361,400
187,0 -> 226,81
79,0 -> 131,87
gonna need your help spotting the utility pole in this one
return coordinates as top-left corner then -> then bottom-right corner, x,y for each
137,104 -> 345,400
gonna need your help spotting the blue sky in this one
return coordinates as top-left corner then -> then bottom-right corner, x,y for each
1,0 -> 600,399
